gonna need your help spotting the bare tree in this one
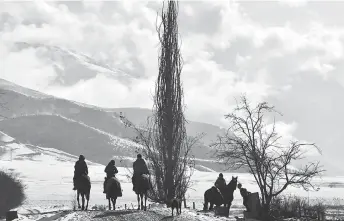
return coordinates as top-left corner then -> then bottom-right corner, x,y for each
121,0 -> 196,203
121,116 -> 200,203
212,95 -> 324,220
154,0 -> 186,202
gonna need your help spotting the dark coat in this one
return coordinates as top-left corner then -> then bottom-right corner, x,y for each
105,163 -> 118,177
240,188 -> 251,199
133,158 -> 149,176
74,160 -> 88,176
214,177 -> 226,190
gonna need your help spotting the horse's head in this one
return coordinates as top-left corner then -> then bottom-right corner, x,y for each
227,176 -> 238,190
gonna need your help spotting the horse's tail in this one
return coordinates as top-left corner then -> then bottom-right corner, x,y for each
137,174 -> 150,194
142,175 -> 150,191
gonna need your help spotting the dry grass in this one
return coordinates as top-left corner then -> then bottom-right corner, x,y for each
269,195 -> 344,220
91,204 -> 107,211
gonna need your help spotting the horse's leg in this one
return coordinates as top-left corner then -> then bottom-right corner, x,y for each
85,193 -> 89,211
209,202 -> 214,210
228,199 -> 232,211
144,193 -> 147,211
113,197 -> 117,210
108,198 -> 111,210
140,193 -> 144,210
81,194 -> 85,210
137,194 -> 140,210
203,199 -> 208,211
226,199 -> 232,218
203,191 -> 208,211
77,191 -> 81,209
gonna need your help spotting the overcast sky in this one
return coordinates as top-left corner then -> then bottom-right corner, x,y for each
1,1 -> 344,173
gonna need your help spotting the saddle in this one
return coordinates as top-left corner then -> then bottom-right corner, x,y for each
82,174 -> 90,180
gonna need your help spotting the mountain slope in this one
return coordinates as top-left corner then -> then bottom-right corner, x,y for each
0,78 -> 225,145
0,79 -> 231,171
0,115 -> 141,164
106,107 -> 226,146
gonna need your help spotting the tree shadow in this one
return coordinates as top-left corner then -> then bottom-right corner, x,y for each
93,210 -> 135,219
159,215 -> 176,220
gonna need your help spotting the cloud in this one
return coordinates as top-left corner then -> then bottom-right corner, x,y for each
46,75 -> 155,109
278,0 -> 308,8
82,1 -> 103,12
0,0 -> 325,126
2,0 -> 344,173
0,41 -> 57,90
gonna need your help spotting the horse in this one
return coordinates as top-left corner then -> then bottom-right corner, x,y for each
203,185 -> 225,211
223,176 -> 238,210
133,174 -> 150,211
104,177 -> 122,210
203,176 -> 238,211
75,174 -> 91,210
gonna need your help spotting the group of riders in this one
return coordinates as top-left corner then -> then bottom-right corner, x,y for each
72,154 -> 149,195
72,154 -> 250,211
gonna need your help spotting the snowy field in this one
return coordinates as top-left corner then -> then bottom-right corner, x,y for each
1,132 -> 344,220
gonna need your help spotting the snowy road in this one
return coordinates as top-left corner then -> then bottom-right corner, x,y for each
17,209 -> 240,221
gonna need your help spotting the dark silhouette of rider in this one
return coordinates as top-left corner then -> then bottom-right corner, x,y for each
214,173 -> 226,195
73,155 -> 88,190
132,154 -> 149,192
103,159 -> 118,193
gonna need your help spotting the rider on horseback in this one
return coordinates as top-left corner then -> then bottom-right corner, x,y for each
73,155 -> 88,190
103,159 -> 118,193
214,173 -> 226,195
132,154 -> 149,192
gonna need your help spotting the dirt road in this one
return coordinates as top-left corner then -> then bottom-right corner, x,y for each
32,208 -> 239,221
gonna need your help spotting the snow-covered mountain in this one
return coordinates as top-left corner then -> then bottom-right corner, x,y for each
2,42 -> 330,174
0,78 -> 232,171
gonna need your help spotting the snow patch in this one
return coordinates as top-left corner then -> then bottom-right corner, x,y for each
0,131 -> 15,143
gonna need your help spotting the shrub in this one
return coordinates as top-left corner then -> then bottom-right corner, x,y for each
0,170 -> 26,217
270,194 -> 326,220
327,197 -> 344,220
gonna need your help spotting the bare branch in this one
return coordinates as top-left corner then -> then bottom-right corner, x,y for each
212,95 -> 324,219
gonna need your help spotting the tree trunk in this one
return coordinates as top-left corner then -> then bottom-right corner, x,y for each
261,197 -> 272,221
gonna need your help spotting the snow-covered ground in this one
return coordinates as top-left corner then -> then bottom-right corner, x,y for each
1,131 -> 344,220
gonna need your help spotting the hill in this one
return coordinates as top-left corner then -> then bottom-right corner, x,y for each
0,79 -> 230,171
109,107 -> 226,146
0,115 -> 140,164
